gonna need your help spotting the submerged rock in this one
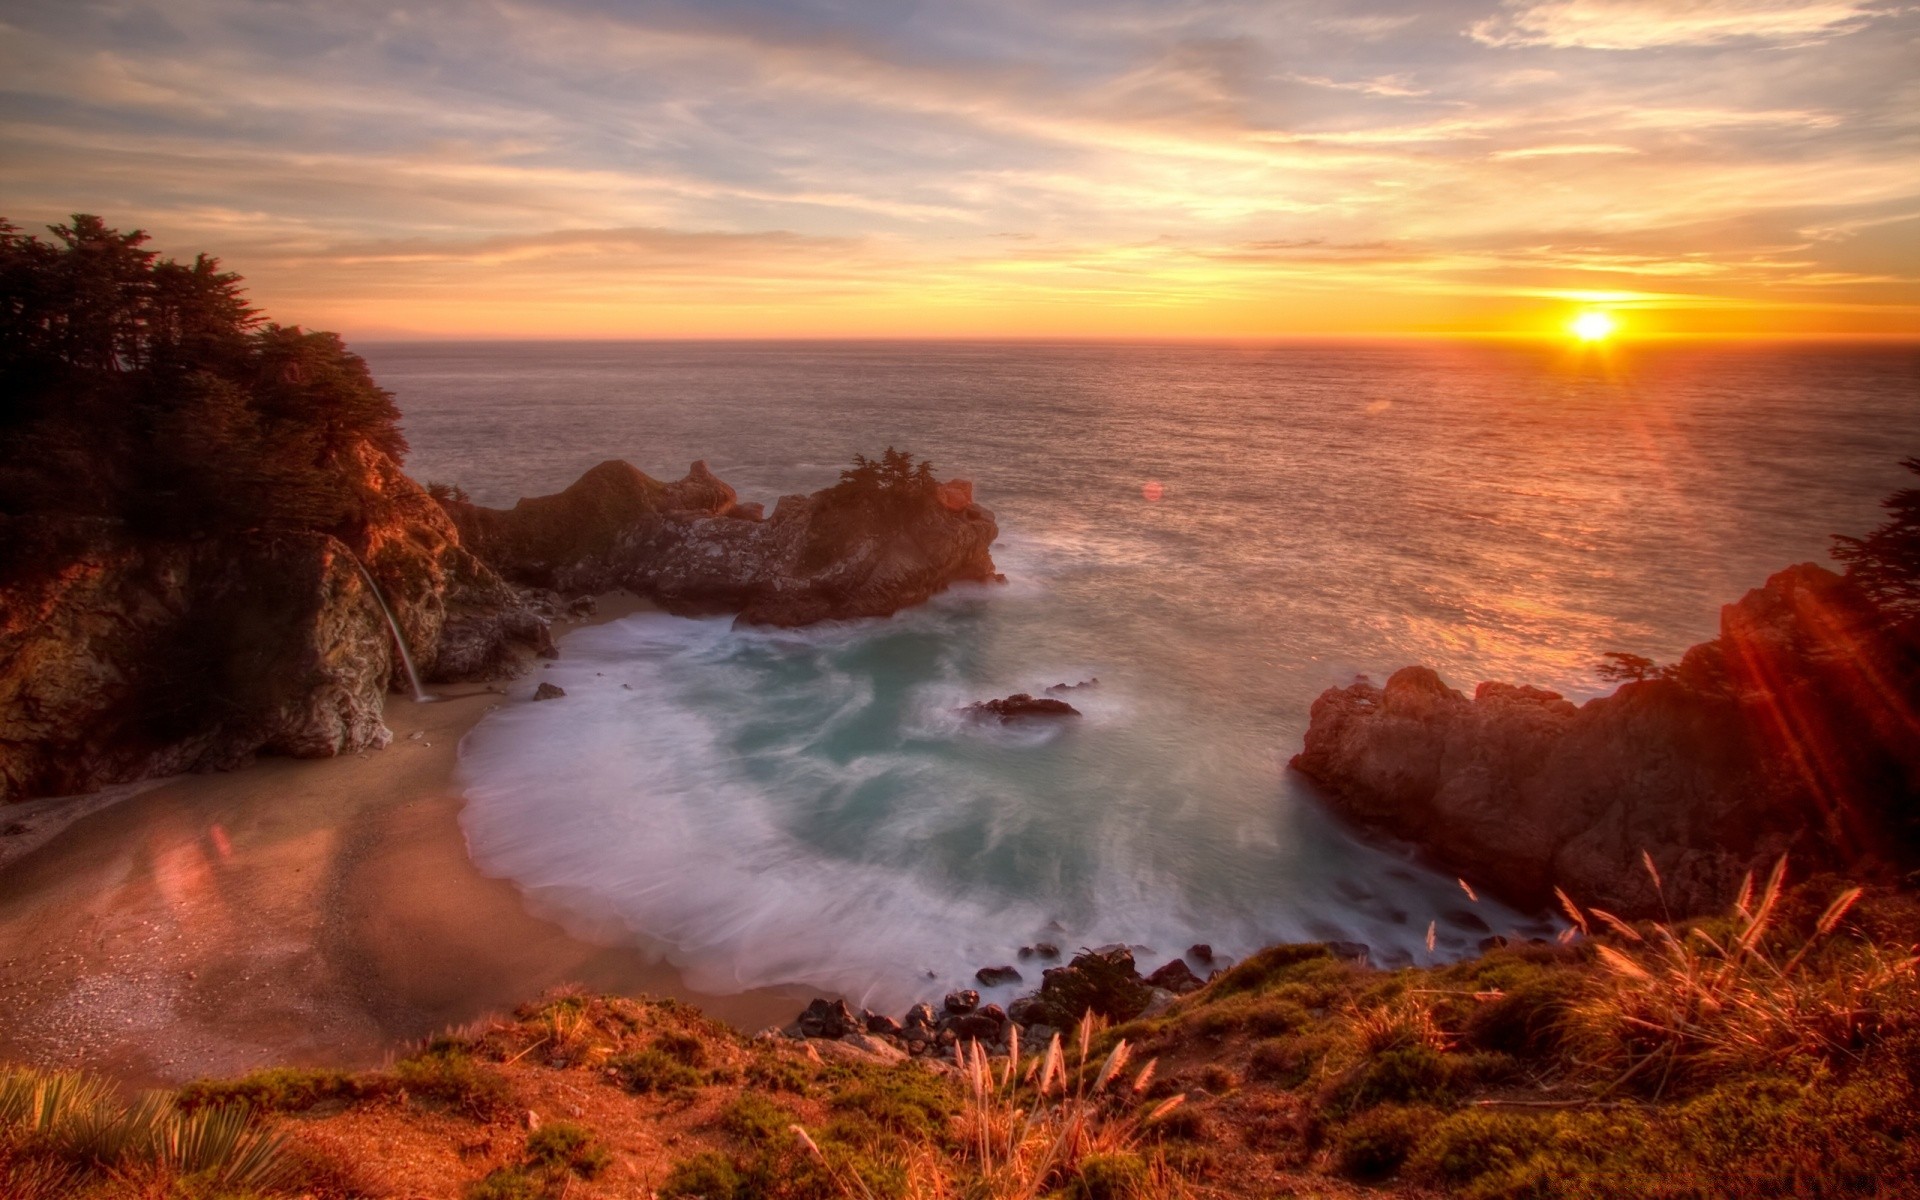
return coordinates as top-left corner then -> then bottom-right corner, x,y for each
1293,564 -> 1920,918
975,965 -> 1023,986
532,682 -> 567,701
964,694 -> 1080,721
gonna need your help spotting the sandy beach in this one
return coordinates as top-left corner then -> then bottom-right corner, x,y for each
0,596 -> 807,1091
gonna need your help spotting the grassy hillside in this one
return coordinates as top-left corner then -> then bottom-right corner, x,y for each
4,870 -> 1915,1199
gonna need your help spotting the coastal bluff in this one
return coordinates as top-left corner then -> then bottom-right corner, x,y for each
1292,563 -> 1920,918
0,444 -> 553,802
0,449 -> 1001,802
441,457 -> 1002,627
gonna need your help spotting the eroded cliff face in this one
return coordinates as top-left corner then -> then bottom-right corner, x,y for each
0,445 -> 552,802
1292,564 -> 1920,917
444,460 -> 1002,627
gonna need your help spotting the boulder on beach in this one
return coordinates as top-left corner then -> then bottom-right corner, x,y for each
532,682 -> 567,701
975,965 -> 1023,986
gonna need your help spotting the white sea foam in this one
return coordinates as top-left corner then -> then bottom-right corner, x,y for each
458,610 -> 1546,1011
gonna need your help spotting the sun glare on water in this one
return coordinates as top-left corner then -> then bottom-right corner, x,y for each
1570,311 -> 1617,341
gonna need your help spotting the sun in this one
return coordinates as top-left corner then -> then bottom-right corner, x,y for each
1570,311 -> 1617,341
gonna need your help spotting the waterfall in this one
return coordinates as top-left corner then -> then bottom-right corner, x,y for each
352,557 -> 433,703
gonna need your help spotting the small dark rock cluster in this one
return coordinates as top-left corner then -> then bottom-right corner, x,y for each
532,681 -> 567,701
781,943 -> 1221,1060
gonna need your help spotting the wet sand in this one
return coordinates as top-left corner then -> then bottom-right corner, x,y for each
0,597 -> 808,1090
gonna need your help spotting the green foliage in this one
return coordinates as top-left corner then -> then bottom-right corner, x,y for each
0,1066 -> 285,1192
524,1121 -> 611,1179
744,1053 -> 814,1094
660,1150 -> 742,1199
176,1067 -> 368,1114
1207,943 -> 1340,997
655,1030 -> 712,1068
1065,1150 -> 1152,1199
828,1066 -> 958,1143
719,1092 -> 796,1146
391,1046 -> 512,1119
828,447 -> 938,505
465,1166 -> 546,1200
1333,1104 -> 1440,1180
1405,1109 -> 1544,1188
1245,1035 -> 1328,1088
0,214 -> 407,536
1337,1045 -> 1459,1112
611,1048 -> 707,1095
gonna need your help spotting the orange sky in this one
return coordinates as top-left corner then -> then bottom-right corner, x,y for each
2,0 -> 1917,340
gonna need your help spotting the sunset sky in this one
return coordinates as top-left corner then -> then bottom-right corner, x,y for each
3,0 -> 1917,339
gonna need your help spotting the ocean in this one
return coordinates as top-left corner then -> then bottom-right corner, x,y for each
362,339 -> 1920,1012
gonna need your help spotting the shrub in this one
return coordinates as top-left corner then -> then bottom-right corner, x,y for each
1066,1150 -> 1151,1199
1246,1036 -> 1326,1088
829,1068 -> 958,1143
1208,944 -> 1336,996
391,1047 -> 512,1118
176,1066 -> 369,1114
1405,1109 -> 1545,1188
525,1121 -> 612,1179
660,1150 -> 741,1199
611,1048 -> 705,1095
656,1030 -> 712,1068
1333,1104 -> 1439,1180
719,1093 -> 796,1147
1338,1045 -> 1458,1112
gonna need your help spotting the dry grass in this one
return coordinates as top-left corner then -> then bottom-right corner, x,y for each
1565,856 -> 1920,1093
787,1012 -> 1192,1200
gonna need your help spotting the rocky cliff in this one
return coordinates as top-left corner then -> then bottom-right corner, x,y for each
1292,564 -> 1920,917
443,459 -> 1002,626
0,447 -> 552,802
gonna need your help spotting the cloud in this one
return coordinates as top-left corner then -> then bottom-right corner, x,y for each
0,0 -> 1915,335
1470,0 -> 1890,49
1490,142 -> 1641,158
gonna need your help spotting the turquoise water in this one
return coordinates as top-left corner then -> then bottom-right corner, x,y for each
368,339 -> 1920,1009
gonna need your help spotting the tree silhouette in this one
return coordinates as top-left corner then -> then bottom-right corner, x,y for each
0,214 -> 406,537
1834,457 -> 1920,623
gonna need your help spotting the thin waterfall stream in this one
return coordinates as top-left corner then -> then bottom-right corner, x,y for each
353,558 -> 433,703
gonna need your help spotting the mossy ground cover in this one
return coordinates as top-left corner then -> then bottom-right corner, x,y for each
5,878 -> 1914,1198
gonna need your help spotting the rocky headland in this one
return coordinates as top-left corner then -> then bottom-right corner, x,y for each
441,454 -> 1001,627
1,450 -> 1000,802
1293,562 -> 1920,918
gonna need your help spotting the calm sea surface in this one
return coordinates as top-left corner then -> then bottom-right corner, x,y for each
363,339 -> 1920,1010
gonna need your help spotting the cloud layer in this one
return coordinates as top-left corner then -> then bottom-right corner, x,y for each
1,0 -> 1915,336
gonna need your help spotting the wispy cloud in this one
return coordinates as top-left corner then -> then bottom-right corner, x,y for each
0,0 -> 1913,336
1471,0 -> 1891,50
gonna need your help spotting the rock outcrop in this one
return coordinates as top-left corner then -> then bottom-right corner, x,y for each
443,459 -> 1002,627
964,694 -> 1081,721
1293,564 -> 1920,918
0,446 -> 552,802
